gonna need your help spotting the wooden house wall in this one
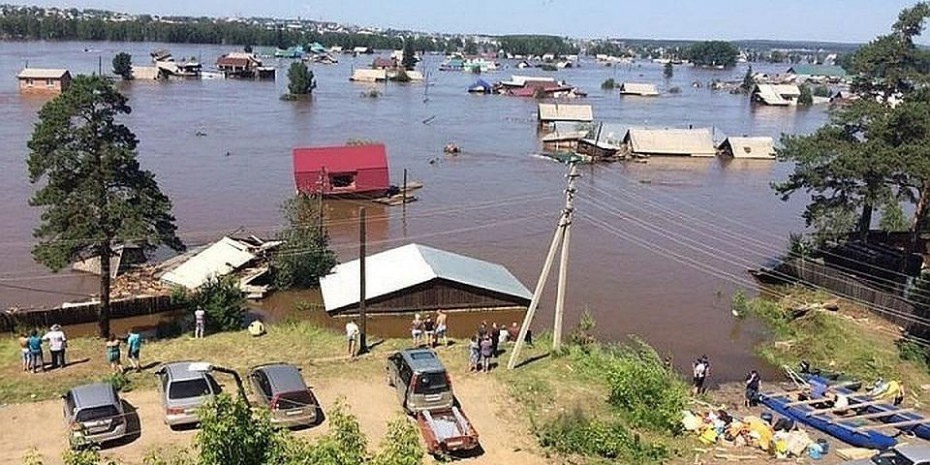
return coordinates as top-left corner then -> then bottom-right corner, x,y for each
332,278 -> 529,314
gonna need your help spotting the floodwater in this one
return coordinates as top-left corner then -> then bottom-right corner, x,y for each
0,41 -> 825,381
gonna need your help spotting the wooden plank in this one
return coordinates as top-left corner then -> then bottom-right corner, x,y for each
807,399 -> 887,416
859,418 -> 930,430
785,397 -> 830,407
846,409 -> 914,421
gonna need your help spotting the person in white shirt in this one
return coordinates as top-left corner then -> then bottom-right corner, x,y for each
42,324 -> 67,369
194,307 -> 206,339
345,320 -> 360,358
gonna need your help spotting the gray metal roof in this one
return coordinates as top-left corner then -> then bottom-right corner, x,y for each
254,364 -> 307,394
400,348 -> 446,373
897,444 -> 930,462
164,361 -> 210,381
320,243 -> 532,312
70,383 -> 119,408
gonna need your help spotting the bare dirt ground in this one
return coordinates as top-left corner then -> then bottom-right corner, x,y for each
0,362 -> 546,465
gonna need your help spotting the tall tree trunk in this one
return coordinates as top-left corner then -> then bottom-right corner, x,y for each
98,241 -> 112,338
858,202 -> 874,242
908,183 -> 930,262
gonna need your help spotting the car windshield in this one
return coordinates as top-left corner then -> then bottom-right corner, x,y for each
872,450 -> 914,465
76,405 -> 119,422
168,379 -> 211,399
277,390 -> 313,410
413,372 -> 448,395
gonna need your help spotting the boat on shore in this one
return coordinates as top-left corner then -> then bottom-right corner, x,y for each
759,392 -> 898,450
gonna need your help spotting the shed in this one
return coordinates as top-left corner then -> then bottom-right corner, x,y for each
751,84 -> 801,106
623,128 -> 716,157
17,68 -> 71,94
786,64 -> 847,79
718,137 -> 776,159
320,243 -> 532,315
371,57 -> 396,69
293,144 -> 391,197
619,82 -> 659,96
351,68 -> 387,82
537,103 -> 593,124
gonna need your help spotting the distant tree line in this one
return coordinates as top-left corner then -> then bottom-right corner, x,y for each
0,7 -> 458,52
683,40 -> 739,67
497,35 -> 579,57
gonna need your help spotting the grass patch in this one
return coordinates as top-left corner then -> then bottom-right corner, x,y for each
744,287 -> 930,404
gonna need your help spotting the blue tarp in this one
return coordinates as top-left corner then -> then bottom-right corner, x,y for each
469,79 -> 492,92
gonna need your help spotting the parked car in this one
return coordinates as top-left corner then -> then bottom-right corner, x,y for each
848,444 -> 930,465
155,361 -> 219,428
62,382 -> 128,449
386,348 -> 454,413
248,363 -> 319,427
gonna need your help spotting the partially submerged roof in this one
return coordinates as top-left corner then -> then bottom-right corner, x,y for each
320,243 -> 532,312
625,128 -> 716,157
720,136 -> 776,159
619,82 -> 659,96
17,68 -> 70,79
537,103 -> 593,123
160,236 -> 282,290
351,68 -> 387,82
752,84 -> 801,106
786,64 -> 847,77
502,75 -> 556,86
293,144 -> 388,173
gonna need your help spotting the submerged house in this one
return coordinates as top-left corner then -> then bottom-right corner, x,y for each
618,82 -> 660,96
785,64 -> 847,82
623,128 -> 716,158
17,68 -> 71,94
216,52 -> 265,78
293,144 -> 391,197
537,103 -> 594,127
751,84 -> 801,106
159,236 -> 283,298
350,68 -> 388,82
371,57 -> 397,70
320,243 -> 532,315
718,136 -> 776,159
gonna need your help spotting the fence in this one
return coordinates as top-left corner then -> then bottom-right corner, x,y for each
0,294 -> 184,333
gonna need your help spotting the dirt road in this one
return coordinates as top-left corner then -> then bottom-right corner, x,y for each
0,370 -> 545,465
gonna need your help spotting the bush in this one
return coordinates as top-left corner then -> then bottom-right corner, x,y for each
197,394 -> 287,465
390,69 -> 411,82
601,78 -> 617,90
813,85 -> 831,98
798,85 -> 813,106
371,416 -> 424,465
101,371 -> 133,392
180,276 -> 246,332
299,401 -> 368,465
537,408 -> 668,463
273,194 -> 337,290
287,61 -> 316,96
112,52 -> 133,80
569,307 -> 597,347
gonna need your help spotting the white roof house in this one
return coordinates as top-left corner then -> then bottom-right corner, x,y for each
350,68 -> 387,82
160,236 -> 282,290
320,243 -> 532,314
751,84 -> 801,106
619,82 -> 660,96
537,103 -> 594,123
624,128 -> 717,157
719,136 -> 776,159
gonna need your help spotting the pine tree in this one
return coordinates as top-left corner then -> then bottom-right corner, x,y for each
402,37 -> 417,71
111,52 -> 132,80
286,61 -> 316,97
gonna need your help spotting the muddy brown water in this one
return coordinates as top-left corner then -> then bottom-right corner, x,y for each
0,41 -> 827,381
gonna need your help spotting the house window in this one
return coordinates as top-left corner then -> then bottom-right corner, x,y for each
46,79 -> 54,87
330,174 -> 356,189
26,78 -> 34,87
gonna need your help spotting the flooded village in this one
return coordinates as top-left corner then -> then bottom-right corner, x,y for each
3,2 -> 930,465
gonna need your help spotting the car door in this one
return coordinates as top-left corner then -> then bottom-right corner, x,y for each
249,370 -> 270,407
397,362 -> 413,407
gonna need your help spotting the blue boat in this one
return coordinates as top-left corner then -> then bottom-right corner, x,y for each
759,392 -> 897,450
806,377 -> 930,440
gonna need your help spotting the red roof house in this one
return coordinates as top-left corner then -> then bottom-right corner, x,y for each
293,144 -> 391,197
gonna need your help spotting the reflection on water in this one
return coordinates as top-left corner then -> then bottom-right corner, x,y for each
0,41 -> 827,381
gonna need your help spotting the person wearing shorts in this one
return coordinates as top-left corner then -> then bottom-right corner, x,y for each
106,334 -> 123,373
127,329 -> 142,372
423,315 -> 435,347
411,314 -> 423,346
27,330 -> 44,373
346,320 -> 360,358
18,333 -> 30,372
435,310 -> 448,346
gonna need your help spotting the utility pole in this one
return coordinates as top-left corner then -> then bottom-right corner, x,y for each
508,162 -> 579,369
358,207 -> 368,354
317,168 -> 325,238
98,56 -> 102,76
402,168 -> 408,215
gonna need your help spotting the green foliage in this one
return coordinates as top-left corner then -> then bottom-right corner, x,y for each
273,194 -> 337,290
183,276 -> 246,332
880,201 -> 909,231
498,35 -> 578,57
142,448 -> 195,465
370,417 -> 423,465
663,62 -> 673,79
297,401 -> 368,465
813,85 -> 832,97
731,289 -> 750,318
796,85 -> 813,106
22,448 -> 44,465
101,370 -> 133,392
569,307 -> 597,347
600,77 -> 616,90
537,408 -> 668,463
390,69 -> 411,82
111,52 -> 132,80
287,61 -> 316,96
401,38 -> 417,70
740,65 -> 754,93
463,39 -> 479,56
785,232 -> 813,260
62,448 -> 104,465
27,74 -> 183,337
684,41 -> 738,67
196,394 -> 287,465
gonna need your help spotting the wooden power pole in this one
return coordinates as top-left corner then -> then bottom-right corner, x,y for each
358,207 -> 368,353
508,162 -> 579,369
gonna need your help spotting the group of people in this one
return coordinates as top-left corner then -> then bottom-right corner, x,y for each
18,324 -> 143,374
468,321 -> 525,373
18,324 -> 67,373
410,311 -> 448,347
692,355 -> 762,408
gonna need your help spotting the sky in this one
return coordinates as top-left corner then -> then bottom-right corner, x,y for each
19,0 -> 925,43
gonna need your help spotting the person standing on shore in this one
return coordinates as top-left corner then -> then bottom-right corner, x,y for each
479,335 -> 493,372
346,319 -> 360,358
106,334 -> 123,373
468,336 -> 480,372
435,310 -> 448,347
692,356 -> 709,396
411,314 -> 423,347
745,370 -> 760,407
423,315 -> 435,347
194,306 -> 206,339
18,333 -> 30,372
43,324 -> 67,369
27,330 -> 44,373
126,328 -> 142,372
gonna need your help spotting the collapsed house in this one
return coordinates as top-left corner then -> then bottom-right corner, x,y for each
72,244 -> 147,279
537,103 -> 594,127
158,236 -> 283,299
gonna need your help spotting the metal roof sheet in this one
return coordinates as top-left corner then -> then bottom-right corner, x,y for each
619,82 -> 659,96
626,128 -> 716,156
786,64 -> 847,77
537,103 -> 593,122
320,243 -> 532,312
17,68 -> 69,79
293,144 -> 388,173
160,236 -> 256,289
721,137 -> 776,159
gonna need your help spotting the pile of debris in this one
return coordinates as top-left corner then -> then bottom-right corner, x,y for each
683,408 -> 829,461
